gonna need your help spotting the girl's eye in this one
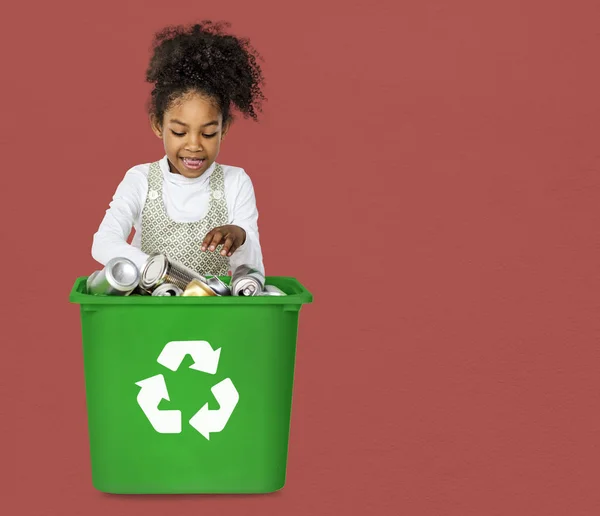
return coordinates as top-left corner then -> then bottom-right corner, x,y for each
170,130 -> 217,138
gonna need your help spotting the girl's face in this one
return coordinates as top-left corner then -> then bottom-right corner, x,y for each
151,91 -> 229,179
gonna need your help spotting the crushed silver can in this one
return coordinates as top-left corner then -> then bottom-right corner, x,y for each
205,275 -> 231,296
151,283 -> 183,297
140,253 -> 204,293
231,264 -> 265,296
86,257 -> 140,296
182,278 -> 217,297
257,285 -> 287,296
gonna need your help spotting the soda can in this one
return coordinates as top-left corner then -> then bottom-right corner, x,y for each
257,285 -> 287,296
86,271 -> 100,292
205,275 -> 231,296
231,264 -> 265,296
151,283 -> 183,297
131,285 -> 151,296
182,278 -> 217,297
140,253 -> 204,293
86,257 -> 140,296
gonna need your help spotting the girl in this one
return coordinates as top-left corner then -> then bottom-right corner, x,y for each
91,21 -> 266,277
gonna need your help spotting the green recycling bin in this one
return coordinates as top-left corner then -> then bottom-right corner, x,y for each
69,275 -> 313,494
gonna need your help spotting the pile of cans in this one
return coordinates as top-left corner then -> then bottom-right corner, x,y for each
86,253 -> 286,297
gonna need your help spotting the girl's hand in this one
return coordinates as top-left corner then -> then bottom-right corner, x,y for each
201,225 -> 247,257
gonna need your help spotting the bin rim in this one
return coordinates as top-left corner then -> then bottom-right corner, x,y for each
69,275 -> 313,306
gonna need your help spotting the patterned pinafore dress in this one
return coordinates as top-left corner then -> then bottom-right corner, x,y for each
140,161 -> 230,276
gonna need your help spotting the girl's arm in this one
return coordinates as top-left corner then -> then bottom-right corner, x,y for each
227,170 -> 265,276
91,168 -> 150,272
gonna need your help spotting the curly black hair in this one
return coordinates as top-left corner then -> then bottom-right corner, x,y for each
145,20 -> 266,126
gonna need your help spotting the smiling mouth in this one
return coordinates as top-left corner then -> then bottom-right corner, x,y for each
181,157 -> 205,170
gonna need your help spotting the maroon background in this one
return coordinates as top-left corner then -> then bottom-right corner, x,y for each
2,0 -> 600,514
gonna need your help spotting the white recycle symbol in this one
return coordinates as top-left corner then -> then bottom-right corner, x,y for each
135,340 -> 239,440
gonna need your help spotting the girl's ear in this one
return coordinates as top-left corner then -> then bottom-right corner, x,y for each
150,115 -> 163,139
221,120 -> 231,141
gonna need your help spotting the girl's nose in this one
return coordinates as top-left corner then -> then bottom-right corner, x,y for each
185,135 -> 203,151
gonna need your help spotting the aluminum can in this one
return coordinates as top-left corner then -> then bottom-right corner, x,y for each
205,275 -> 231,296
130,285 -> 151,296
86,271 -> 100,292
257,285 -> 287,296
231,264 -> 265,296
140,253 -> 204,293
182,278 -> 217,297
86,257 -> 140,296
151,283 -> 183,296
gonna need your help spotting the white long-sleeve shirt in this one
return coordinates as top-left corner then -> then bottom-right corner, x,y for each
91,155 -> 265,275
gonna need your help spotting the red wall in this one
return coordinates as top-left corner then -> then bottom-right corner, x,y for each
2,1 -> 600,514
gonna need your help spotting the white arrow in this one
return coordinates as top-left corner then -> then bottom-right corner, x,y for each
189,378 -> 239,440
157,340 -> 221,375
135,374 -> 181,433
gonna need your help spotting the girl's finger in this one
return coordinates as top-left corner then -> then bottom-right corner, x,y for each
201,229 -> 217,251
220,235 -> 235,256
227,244 -> 237,257
227,233 -> 245,257
208,231 -> 224,251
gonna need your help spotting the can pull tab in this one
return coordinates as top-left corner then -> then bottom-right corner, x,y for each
241,285 -> 256,296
